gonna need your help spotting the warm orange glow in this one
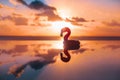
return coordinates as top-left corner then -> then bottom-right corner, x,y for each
58,10 -> 71,19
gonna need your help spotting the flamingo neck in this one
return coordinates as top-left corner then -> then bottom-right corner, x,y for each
64,31 -> 71,40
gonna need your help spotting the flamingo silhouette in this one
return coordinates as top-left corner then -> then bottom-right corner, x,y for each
60,27 -> 80,62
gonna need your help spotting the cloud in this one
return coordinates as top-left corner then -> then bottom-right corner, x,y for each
71,17 -> 88,22
13,16 -> 28,25
9,0 -> 20,5
102,45 -> 120,50
1,42 -> 95,78
0,3 -> 3,8
8,59 -> 55,77
34,49 -> 61,61
6,43 -> 59,77
65,17 -> 94,26
103,20 -> 120,27
12,13 -> 22,17
0,49 -> 13,55
8,64 -> 27,77
0,2 -> 15,10
71,22 -> 83,26
5,43 -> 95,78
29,0 -> 62,21
9,0 -> 28,6
0,20 -> 23,35
10,0 -> 54,10
6,43 -> 61,77
8,48 -> 60,77
72,48 -> 95,54
66,17 -> 88,23
0,15 -> 28,25
0,3 -> 13,9
28,0 -> 62,21
9,0 -> 62,21
28,59 -> 55,70
29,0 -> 56,10
0,45 -> 28,56
0,13 -> 52,27
0,43 -> 94,58
0,43 -> 60,57
16,0 -> 27,6
35,12 -> 62,21
14,45 -> 28,53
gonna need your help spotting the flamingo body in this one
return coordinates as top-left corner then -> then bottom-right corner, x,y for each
60,27 -> 80,62
64,40 -> 80,50
61,27 -> 80,50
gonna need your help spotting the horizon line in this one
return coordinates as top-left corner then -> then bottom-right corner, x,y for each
0,36 -> 120,40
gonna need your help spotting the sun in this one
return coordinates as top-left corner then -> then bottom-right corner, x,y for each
51,21 -> 73,32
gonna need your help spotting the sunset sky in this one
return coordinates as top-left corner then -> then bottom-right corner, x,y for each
1,1 -> 120,80
0,0 -> 120,36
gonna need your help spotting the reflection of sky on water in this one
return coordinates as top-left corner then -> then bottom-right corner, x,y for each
0,40 -> 120,80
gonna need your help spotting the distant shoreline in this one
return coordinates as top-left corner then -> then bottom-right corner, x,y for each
0,36 -> 120,40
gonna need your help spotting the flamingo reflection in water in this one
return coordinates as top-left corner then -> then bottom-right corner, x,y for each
60,27 -> 80,62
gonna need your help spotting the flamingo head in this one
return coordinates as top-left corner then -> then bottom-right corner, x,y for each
60,27 -> 71,37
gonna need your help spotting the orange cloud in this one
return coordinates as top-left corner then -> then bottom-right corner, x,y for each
65,17 -> 94,27
0,3 -> 3,8
102,45 -> 120,50
103,20 -> 120,27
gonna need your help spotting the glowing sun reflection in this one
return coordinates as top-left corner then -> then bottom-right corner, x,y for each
52,39 -> 64,49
